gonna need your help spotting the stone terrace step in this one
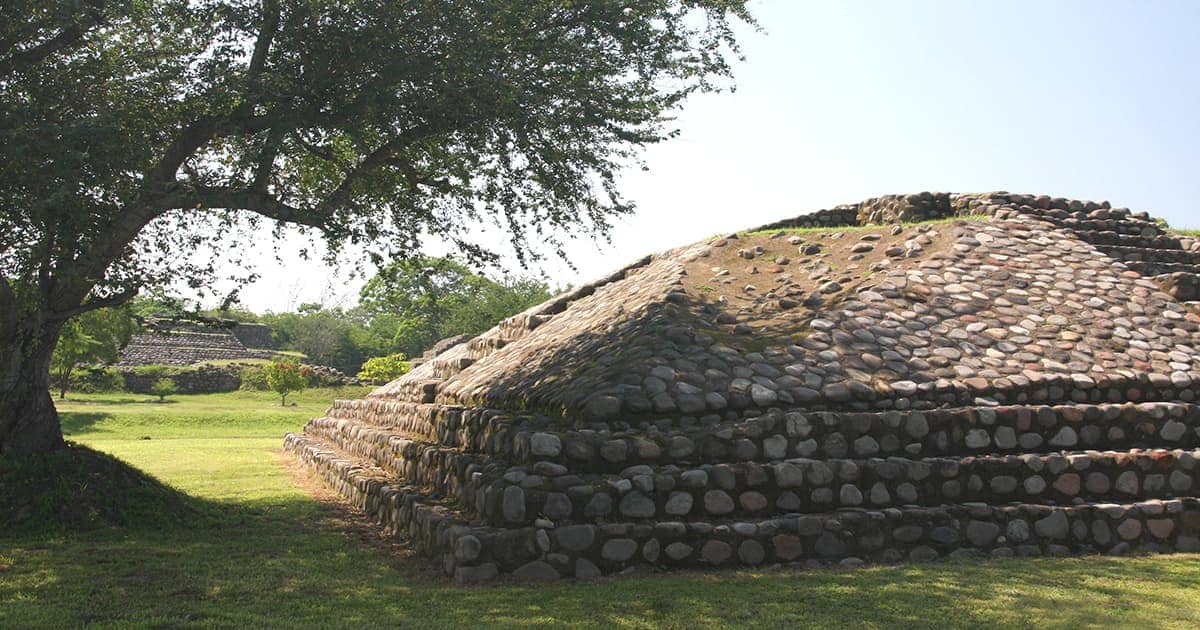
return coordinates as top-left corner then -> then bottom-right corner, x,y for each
1039,217 -> 1163,237
511,402 -> 1200,470
284,433 -> 1200,580
324,398 -> 518,451
285,432 -> 1200,582
301,417 -> 496,501
1155,272 -> 1200,301
303,413 -> 1200,529
321,400 -> 1200,471
478,449 -> 1200,527
1096,245 -> 1200,265
283,432 -> 484,553
1125,261 -> 1200,276
1070,232 -> 1184,249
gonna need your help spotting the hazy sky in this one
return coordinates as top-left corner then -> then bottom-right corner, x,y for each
222,0 -> 1200,313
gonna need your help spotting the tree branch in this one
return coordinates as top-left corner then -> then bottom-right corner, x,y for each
0,0 -> 106,79
155,185 -> 329,229
0,276 -> 15,336
246,0 -> 281,81
57,286 -> 139,320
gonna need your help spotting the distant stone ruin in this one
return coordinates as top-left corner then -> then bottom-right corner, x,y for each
119,317 -> 276,366
286,192 -> 1200,582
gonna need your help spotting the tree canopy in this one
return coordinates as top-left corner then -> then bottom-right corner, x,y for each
0,0 -> 752,455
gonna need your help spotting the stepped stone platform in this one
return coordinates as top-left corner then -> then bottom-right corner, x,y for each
119,317 -> 276,366
285,192 -> 1200,582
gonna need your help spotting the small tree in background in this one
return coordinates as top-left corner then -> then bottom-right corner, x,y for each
49,306 -> 138,400
356,353 -> 411,383
265,360 -> 308,406
150,378 -> 177,403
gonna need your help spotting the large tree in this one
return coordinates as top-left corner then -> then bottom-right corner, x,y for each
0,0 -> 751,455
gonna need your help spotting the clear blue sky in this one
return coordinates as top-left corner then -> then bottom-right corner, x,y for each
231,0 -> 1200,312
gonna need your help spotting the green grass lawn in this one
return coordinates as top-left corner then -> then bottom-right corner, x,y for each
2,389 -> 1200,628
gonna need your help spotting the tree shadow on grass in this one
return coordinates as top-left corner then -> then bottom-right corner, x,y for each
58,412 -> 113,435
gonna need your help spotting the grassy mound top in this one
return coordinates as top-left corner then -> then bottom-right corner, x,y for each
0,442 -> 212,535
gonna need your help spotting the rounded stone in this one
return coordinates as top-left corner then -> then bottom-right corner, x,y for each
642,538 -> 661,562
1085,472 -> 1111,494
704,490 -> 735,515
738,539 -> 766,565
965,429 -> 990,449
814,532 -> 847,558
839,484 -> 863,506
554,524 -> 596,551
513,560 -> 560,581
1170,470 -> 1194,492
1034,510 -> 1069,540
665,542 -> 694,561
1049,426 -> 1078,448
1147,519 -> 1175,539
575,558 -> 602,579
1161,420 -> 1187,442
530,432 -> 563,457
905,414 -> 929,438
929,526 -> 959,545
454,563 -> 499,584
773,462 -> 804,488
739,491 -> 769,511
994,426 -> 1018,449
893,525 -> 924,543
585,395 -> 622,421
965,521 -> 1000,547
600,439 -> 629,463
1006,519 -> 1030,543
502,485 -> 527,523
681,469 -> 709,488
1115,471 -> 1140,495
909,545 -> 939,562
543,492 -> 573,520
583,493 -> 613,518
454,535 -> 482,562
1117,518 -> 1143,540
619,491 -> 657,518
763,435 -> 788,459
701,540 -> 733,564
773,534 -> 804,560
601,538 -> 638,562
664,491 -> 694,516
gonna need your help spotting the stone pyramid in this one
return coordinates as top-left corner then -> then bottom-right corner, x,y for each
285,192 -> 1200,582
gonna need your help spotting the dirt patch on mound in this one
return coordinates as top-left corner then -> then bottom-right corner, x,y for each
683,221 -> 968,344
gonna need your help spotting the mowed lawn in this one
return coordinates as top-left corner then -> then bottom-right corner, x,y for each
2,389 -> 1200,628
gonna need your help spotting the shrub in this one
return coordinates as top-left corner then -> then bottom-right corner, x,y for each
265,360 -> 308,406
150,378 -> 177,402
70,367 -> 126,393
356,353 -> 411,383
238,366 -> 269,391
130,364 -> 179,378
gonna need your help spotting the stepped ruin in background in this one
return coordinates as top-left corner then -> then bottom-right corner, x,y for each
285,192 -> 1200,582
119,317 -> 276,366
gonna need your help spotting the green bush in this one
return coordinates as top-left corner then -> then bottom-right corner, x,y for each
129,364 -> 181,378
150,378 -> 177,402
265,360 -> 308,406
238,366 -> 269,391
70,367 -> 126,393
356,353 -> 411,383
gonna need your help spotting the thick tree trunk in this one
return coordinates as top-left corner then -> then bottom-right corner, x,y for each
0,317 -> 66,457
